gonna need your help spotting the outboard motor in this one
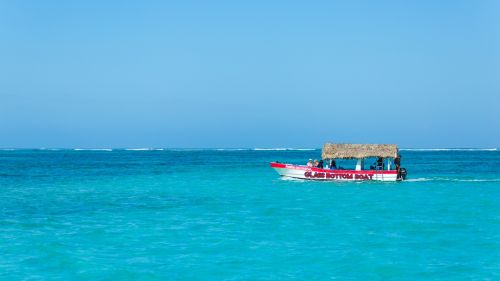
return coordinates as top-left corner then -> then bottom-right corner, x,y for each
398,168 -> 407,180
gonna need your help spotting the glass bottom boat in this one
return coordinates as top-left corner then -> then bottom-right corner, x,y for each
270,143 -> 407,182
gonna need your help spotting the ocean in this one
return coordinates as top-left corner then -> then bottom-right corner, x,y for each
1,149 -> 499,280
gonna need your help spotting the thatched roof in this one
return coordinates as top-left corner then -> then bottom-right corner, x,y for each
322,143 -> 398,159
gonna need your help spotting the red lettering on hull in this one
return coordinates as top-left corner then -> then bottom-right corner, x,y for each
304,171 -> 374,180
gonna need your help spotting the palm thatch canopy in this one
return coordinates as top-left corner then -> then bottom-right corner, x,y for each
322,143 -> 398,159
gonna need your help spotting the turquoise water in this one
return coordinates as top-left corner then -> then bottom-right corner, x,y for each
1,149 -> 499,280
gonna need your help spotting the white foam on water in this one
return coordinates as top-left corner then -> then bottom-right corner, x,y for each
406,177 -> 500,182
162,148 -> 207,151
124,148 -> 164,151
405,178 -> 432,182
401,148 -> 497,151
452,178 -> 500,182
276,174 -> 500,184
2,148 -> 64,151
74,148 -> 113,151
254,148 -> 317,151
279,177 -> 307,182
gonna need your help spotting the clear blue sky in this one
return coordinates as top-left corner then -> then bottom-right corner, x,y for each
1,1 -> 499,148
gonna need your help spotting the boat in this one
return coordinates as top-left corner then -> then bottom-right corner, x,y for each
270,143 -> 407,181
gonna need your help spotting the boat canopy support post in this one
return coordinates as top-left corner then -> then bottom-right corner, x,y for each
355,159 -> 364,171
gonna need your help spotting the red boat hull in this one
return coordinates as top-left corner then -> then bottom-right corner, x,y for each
270,162 -> 399,181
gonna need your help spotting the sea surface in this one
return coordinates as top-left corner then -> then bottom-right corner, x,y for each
1,149 -> 499,280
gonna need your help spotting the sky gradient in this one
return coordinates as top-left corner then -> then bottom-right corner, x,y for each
1,1 -> 499,148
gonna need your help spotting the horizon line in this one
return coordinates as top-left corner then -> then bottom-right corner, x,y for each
0,147 -> 497,151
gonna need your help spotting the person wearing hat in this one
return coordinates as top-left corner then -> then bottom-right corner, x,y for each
306,159 -> 313,167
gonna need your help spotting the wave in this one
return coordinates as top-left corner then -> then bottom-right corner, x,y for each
404,178 -> 432,182
74,148 -> 113,151
253,148 -> 317,151
406,177 -> 500,182
279,176 -> 500,183
401,148 -> 497,151
125,148 -> 164,151
158,148 -> 219,152
447,178 -> 500,182
148,148 -> 318,151
279,177 -> 307,182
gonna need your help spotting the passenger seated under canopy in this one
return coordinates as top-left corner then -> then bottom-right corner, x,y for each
370,157 -> 384,170
330,159 -> 337,170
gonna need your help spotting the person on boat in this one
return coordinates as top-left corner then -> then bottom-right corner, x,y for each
318,160 -> 324,169
306,159 -> 313,167
330,159 -> 337,170
376,157 -> 384,170
394,155 -> 401,171
394,155 -> 402,179
313,160 -> 319,167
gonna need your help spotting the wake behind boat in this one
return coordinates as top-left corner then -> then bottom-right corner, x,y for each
270,143 -> 407,182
